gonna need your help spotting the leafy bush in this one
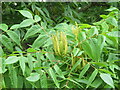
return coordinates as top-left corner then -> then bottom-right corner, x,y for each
0,3 -> 120,89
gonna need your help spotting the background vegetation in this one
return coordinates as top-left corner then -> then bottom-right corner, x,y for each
0,2 -> 120,89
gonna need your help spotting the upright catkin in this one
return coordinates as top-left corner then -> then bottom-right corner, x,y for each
52,31 -> 68,56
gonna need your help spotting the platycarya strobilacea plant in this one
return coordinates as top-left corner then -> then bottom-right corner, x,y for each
0,5 -> 119,89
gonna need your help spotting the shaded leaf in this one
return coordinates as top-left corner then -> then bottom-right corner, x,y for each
79,64 -> 90,79
40,71 -> 48,88
24,25 -> 41,39
0,35 -> 13,51
32,35 -> 48,49
69,59 -> 82,74
54,64 -> 65,79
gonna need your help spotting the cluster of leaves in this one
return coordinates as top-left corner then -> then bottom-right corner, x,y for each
0,2 -> 120,89
2,2 -> 113,26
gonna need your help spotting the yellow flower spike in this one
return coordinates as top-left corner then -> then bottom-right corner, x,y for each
60,32 -> 64,55
52,35 -> 57,54
51,31 -> 68,56
55,34 -> 60,55
52,34 -> 60,55
63,33 -> 68,55
72,25 -> 80,41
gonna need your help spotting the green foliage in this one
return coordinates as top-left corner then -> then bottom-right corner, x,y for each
0,2 -> 119,89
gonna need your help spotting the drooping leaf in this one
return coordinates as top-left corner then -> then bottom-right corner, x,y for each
8,65 -> 18,88
32,35 -> 48,49
79,64 -> 90,79
27,54 -> 34,71
0,35 -> 13,51
34,15 -> 41,22
54,64 -> 65,79
43,7 -> 50,17
0,24 -> 8,31
100,73 -> 114,88
7,31 -> 22,48
10,24 -> 20,29
106,16 -> 118,27
5,56 -> 19,64
82,40 -> 93,60
26,73 -> 40,82
48,68 -> 59,88
24,25 -> 41,39
20,19 -> 35,28
82,35 -> 106,62
19,56 -> 26,75
101,21 -> 109,33
40,71 -> 48,88
87,69 -> 98,88
69,59 -> 82,74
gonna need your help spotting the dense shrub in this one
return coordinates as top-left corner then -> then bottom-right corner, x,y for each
0,2 -> 119,89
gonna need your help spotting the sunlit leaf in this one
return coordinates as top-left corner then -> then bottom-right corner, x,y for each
106,16 -> 118,27
34,15 -> 41,22
10,24 -> 20,29
5,56 -> 19,64
19,56 -> 26,75
48,68 -> 59,88
7,31 -> 22,48
18,10 -> 33,19
0,24 -> 8,31
87,69 -> 98,88
20,19 -> 35,28
100,73 -> 114,88
26,73 -> 40,82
